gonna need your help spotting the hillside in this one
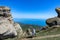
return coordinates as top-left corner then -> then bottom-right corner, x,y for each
20,27 -> 60,40
18,22 -> 60,36
17,22 -> 42,31
15,22 -> 60,40
36,27 -> 60,36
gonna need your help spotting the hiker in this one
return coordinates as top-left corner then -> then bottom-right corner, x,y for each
31,28 -> 36,37
30,26 -> 36,37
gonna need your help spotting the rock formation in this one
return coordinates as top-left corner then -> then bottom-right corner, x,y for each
0,6 -> 23,40
46,8 -> 60,27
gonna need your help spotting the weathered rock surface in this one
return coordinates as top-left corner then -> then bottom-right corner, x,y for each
14,23 -> 23,38
46,8 -> 60,27
0,6 -> 23,40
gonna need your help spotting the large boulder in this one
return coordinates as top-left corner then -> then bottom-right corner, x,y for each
46,17 -> 57,27
46,8 -> 60,27
0,6 -> 23,40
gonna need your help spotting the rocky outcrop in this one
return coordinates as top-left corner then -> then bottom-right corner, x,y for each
0,6 -> 23,40
46,8 -> 60,27
14,23 -> 23,38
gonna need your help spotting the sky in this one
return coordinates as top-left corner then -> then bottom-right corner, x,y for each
0,0 -> 60,19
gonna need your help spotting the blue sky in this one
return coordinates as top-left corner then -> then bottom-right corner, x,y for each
0,0 -> 60,19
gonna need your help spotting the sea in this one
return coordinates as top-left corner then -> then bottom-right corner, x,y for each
13,18 -> 47,26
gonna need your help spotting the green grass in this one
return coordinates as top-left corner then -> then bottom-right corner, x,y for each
36,27 -> 60,36
41,37 -> 60,40
31,36 -> 60,40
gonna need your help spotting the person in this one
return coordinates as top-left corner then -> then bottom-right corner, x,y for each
31,28 -> 36,37
30,26 -> 36,37
26,27 -> 36,38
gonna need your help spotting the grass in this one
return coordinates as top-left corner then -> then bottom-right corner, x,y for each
36,27 -> 60,36
41,37 -> 60,40
31,36 -> 60,40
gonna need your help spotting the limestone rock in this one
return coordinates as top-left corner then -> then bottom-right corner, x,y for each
14,23 -> 23,38
0,18 -> 17,35
46,17 -> 57,27
55,8 -> 60,17
0,6 -> 23,40
46,8 -> 60,27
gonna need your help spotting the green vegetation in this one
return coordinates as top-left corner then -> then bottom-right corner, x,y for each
19,23 -> 41,31
36,27 -> 60,36
31,36 -> 60,40
40,37 -> 60,40
20,23 -> 60,36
